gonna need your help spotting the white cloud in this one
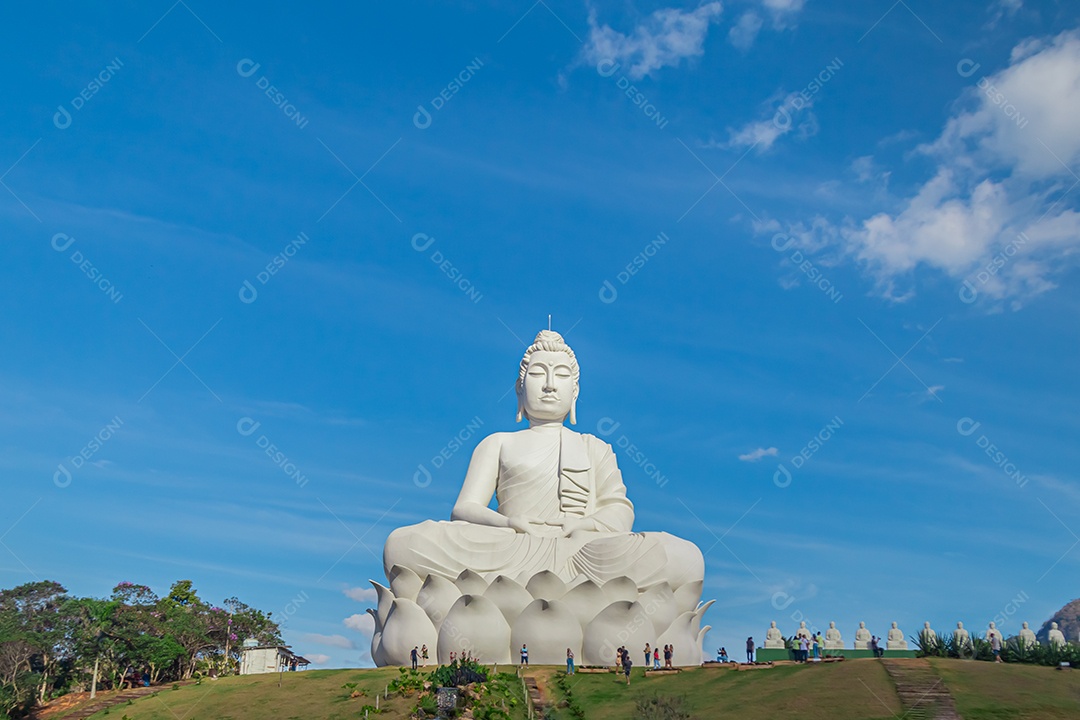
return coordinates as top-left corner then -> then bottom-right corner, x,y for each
760,0 -> 805,26
728,12 -> 763,51
739,447 -> 779,462
581,3 -> 723,80
343,586 -> 377,602
344,613 -> 375,638
718,90 -> 818,152
307,653 -> 330,665
777,29 -> 1080,305
302,633 -> 355,649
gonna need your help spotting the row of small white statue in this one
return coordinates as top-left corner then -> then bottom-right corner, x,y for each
764,620 -> 1068,650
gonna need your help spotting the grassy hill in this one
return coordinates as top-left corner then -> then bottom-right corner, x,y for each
38,659 -> 1080,720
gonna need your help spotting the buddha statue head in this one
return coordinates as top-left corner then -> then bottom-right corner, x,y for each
516,330 -> 580,425
957,621 -> 964,629
1022,621 -> 1030,629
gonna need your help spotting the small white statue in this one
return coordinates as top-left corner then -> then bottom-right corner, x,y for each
955,622 -> 971,651
886,621 -> 907,650
854,621 -> 871,650
794,621 -> 812,640
1048,622 -> 1066,648
1017,621 -> 1038,648
920,621 -> 936,645
764,620 -> 784,649
986,621 -> 1004,643
824,621 -> 843,650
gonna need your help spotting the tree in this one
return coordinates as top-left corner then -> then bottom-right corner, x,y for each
0,582 -> 69,705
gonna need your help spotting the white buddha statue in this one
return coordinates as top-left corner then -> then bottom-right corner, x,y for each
765,620 -> 784,649
886,622 -> 907,650
986,621 -> 1004,643
1048,622 -> 1066,647
824,621 -> 843,650
1018,622 -> 1038,648
955,622 -> 971,651
854,621 -> 871,649
376,330 -> 707,666
920,622 -> 936,645
794,621 -> 812,640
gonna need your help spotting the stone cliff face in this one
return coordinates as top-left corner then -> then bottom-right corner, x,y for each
1037,598 -> 1080,643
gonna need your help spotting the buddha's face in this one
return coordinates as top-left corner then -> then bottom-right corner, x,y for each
521,350 -> 576,423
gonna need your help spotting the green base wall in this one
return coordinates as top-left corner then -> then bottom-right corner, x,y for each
753,648 -> 919,661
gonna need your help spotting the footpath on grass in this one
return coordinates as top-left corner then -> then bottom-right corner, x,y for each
880,659 -> 960,720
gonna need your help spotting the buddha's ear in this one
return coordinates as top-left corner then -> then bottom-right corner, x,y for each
569,398 -> 577,425
516,395 -> 524,423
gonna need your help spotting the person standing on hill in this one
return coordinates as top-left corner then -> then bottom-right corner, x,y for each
566,648 -> 575,674
653,646 -> 660,669
410,646 -> 418,670
622,649 -> 633,685
421,645 -> 428,667
644,643 -> 651,669
520,644 -> 529,667
746,636 -> 755,663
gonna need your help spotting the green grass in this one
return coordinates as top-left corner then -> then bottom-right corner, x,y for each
539,661 -> 905,720
64,659 -> 1080,720
930,658 -> 1080,720
82,668 -> 436,720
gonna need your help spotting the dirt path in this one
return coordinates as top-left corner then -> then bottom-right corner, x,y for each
880,658 -> 961,720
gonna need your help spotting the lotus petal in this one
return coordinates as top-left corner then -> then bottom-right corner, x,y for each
438,594 -> 511,664
512,599 -> 582,665
601,577 -> 638,604
416,574 -> 461,632
583,600 -> 655,666
483,575 -> 533,625
637,583 -> 677,636
560,579 -> 608,630
673,580 -> 703,615
380,598 -> 437,666
525,570 -> 567,601
388,565 -> 422,601
371,580 -> 395,628
455,569 -> 488,595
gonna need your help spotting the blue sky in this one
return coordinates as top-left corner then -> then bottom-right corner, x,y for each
2,0 -> 1079,667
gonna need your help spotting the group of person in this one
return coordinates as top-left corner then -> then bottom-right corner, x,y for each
408,644 -> 430,670
643,643 -> 676,670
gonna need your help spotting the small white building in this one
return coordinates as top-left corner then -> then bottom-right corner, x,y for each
238,638 -> 311,675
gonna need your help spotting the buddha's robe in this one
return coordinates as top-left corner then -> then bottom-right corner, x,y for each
383,428 -> 702,591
